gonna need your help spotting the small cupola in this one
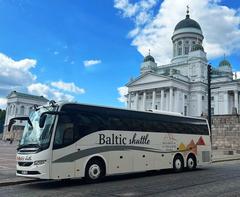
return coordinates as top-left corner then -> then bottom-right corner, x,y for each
143,54 -> 155,63
218,55 -> 232,74
140,50 -> 157,74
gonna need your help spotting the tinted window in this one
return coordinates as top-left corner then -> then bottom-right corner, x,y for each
53,115 -> 75,149
60,104 -> 209,139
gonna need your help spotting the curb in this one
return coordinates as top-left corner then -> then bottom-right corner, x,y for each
212,157 -> 240,163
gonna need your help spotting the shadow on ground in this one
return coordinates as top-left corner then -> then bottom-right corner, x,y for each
25,168 -> 206,190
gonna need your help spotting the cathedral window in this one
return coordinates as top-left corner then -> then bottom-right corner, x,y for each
184,106 -> 187,116
184,46 -> 189,55
184,41 -> 189,55
191,41 -> 196,51
178,47 -> 182,56
211,107 -> 214,115
177,41 -> 182,56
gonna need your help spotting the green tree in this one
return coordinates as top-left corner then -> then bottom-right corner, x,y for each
0,109 -> 6,133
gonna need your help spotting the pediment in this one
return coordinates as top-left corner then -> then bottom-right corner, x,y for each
127,73 -> 170,86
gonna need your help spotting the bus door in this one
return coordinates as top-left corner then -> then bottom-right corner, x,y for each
51,115 -> 76,179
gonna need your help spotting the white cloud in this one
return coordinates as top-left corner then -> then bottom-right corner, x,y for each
117,86 -> 128,105
114,0 -> 240,64
83,59 -> 102,67
114,0 -> 138,17
0,52 -> 37,96
51,81 -> 85,94
27,83 -> 75,102
0,98 -> 7,109
114,0 -> 157,21
27,83 -> 49,98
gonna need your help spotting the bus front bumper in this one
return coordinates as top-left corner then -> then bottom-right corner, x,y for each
16,161 -> 50,179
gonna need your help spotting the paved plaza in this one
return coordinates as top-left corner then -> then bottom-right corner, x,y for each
0,141 -> 17,179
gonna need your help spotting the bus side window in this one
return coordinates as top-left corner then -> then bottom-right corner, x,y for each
53,113 -> 74,149
63,126 -> 74,146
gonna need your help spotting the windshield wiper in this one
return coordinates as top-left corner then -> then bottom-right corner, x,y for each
17,143 -> 40,150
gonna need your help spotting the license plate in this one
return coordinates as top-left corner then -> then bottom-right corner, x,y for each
22,171 -> 28,175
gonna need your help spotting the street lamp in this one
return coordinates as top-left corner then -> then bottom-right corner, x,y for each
207,64 -> 212,134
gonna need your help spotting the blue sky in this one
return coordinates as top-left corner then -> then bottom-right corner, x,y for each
0,0 -> 239,109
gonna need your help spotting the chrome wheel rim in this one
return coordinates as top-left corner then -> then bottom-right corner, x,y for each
175,158 -> 182,170
89,164 -> 101,180
188,157 -> 194,169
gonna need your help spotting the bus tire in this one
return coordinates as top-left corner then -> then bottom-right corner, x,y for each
173,154 -> 184,172
85,159 -> 105,182
187,154 -> 197,170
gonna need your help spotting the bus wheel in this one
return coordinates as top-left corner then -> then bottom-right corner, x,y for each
173,154 -> 184,172
85,159 -> 105,182
187,154 -> 196,170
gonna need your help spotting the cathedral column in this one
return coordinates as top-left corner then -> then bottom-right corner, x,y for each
175,89 -> 179,112
182,92 -> 185,115
224,92 -> 229,114
160,89 -> 164,110
152,90 -> 156,110
234,90 -> 238,113
135,92 -> 139,110
143,91 -> 146,111
181,39 -> 184,55
169,87 -> 173,111
127,93 -> 131,109
198,93 -> 203,116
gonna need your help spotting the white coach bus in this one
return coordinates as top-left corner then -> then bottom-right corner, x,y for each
10,102 -> 211,182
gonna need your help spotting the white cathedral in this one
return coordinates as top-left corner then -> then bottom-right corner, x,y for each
126,10 -> 239,117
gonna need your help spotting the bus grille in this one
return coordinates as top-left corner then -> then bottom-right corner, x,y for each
202,151 -> 210,162
18,162 -> 33,167
17,170 -> 40,175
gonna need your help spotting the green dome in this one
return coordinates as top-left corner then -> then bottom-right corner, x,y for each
144,55 -> 155,63
174,15 -> 201,31
219,59 -> 231,67
191,43 -> 204,52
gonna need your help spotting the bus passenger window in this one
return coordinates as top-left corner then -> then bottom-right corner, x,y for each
54,123 -> 74,148
63,126 -> 74,145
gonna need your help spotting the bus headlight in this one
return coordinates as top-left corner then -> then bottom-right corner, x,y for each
34,160 -> 47,165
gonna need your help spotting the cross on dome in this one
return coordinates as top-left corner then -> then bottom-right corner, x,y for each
186,5 -> 190,18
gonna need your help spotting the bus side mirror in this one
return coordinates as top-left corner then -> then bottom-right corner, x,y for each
39,114 -> 47,128
8,117 -> 33,131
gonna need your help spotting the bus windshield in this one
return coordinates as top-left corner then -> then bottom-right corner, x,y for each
19,106 -> 57,149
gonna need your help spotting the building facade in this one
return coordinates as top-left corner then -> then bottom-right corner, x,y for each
2,91 -> 48,140
126,10 -> 239,116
